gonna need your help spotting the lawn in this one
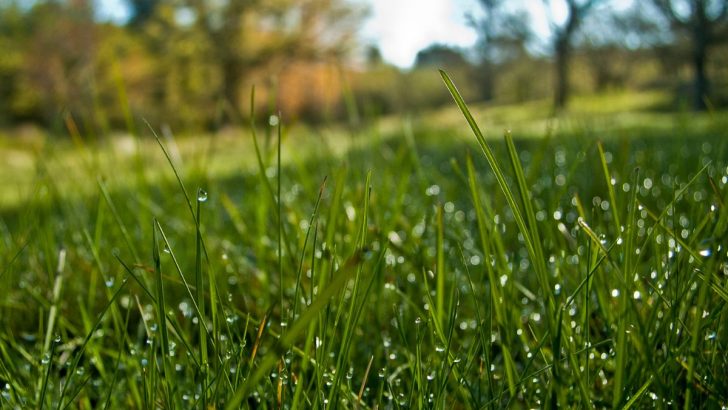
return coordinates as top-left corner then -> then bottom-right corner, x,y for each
0,79 -> 727,408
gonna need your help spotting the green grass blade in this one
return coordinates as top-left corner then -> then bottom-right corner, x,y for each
597,141 -> 622,230
504,131 -> 555,318
152,220 -> 174,407
465,153 -> 517,397
38,336 -> 56,410
224,250 -> 368,410
435,202 -> 445,329
440,71 -> 548,313
57,277 -> 128,409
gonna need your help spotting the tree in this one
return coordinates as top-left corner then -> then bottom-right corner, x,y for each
185,0 -> 362,118
21,0 -> 98,126
473,0 -> 532,101
546,0 -> 604,109
0,2 -> 29,124
651,0 -> 728,110
126,0 -> 161,27
415,44 -> 469,69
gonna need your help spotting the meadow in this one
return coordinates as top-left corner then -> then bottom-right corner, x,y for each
1,75 -> 727,408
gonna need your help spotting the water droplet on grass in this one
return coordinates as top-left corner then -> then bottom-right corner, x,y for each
425,184 -> 440,196
197,189 -> 208,202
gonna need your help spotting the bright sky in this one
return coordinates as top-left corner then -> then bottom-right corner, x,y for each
359,0 -> 482,68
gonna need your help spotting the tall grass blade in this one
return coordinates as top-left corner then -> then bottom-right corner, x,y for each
465,153 -> 517,397
435,203 -> 445,329
225,249 -> 367,409
152,220 -> 174,407
56,277 -> 128,409
442,69 -> 548,398
194,189 -> 209,409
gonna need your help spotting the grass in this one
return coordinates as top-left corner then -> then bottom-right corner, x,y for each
0,79 -> 727,408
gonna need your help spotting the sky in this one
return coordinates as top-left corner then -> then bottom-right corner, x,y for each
358,0 -> 483,67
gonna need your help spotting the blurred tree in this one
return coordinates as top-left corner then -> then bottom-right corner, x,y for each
475,1 -> 532,63
0,1 -> 30,124
127,0 -> 161,26
364,44 -> 383,67
17,0 -> 98,127
473,0 -> 532,101
578,8 -> 664,92
415,44 -> 469,68
412,45 -> 479,108
185,0 -> 362,118
130,2 -> 220,130
651,0 -> 728,110
545,0 -> 605,109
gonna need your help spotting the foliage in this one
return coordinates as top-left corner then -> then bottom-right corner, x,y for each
649,0 -> 728,110
0,0 -> 362,131
1,0 -> 728,133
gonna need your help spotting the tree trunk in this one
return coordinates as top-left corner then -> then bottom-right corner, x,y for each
691,25 -> 709,110
554,37 -> 570,110
222,57 -> 243,116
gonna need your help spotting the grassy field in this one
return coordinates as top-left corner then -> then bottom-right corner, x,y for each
1,79 -> 727,408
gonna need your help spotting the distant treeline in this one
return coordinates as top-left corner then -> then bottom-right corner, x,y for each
0,0 -> 726,135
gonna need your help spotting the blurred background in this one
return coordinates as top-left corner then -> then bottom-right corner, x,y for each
0,0 -> 726,135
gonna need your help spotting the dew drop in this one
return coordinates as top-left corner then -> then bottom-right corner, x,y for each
197,189 -> 208,202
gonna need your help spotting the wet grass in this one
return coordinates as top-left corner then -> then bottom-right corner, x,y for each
1,80 -> 727,408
